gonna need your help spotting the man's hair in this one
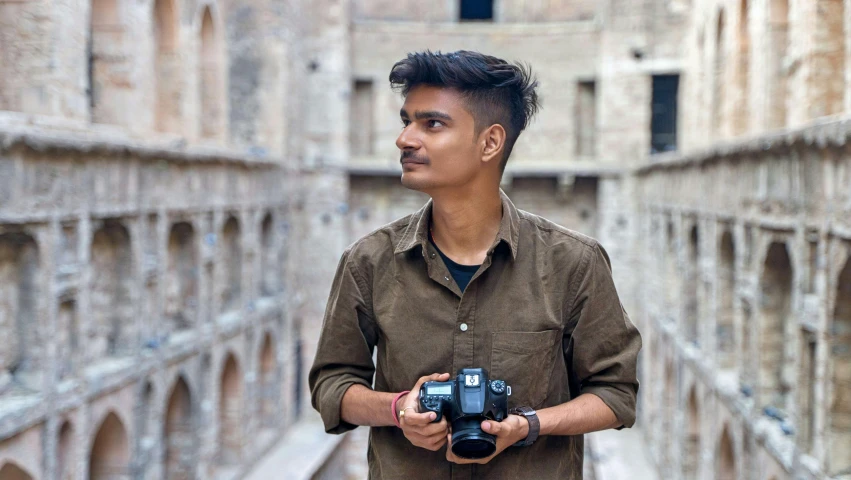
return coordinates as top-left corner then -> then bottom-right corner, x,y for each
389,50 -> 540,172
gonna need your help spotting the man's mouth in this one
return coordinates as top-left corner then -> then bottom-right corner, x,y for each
401,152 -> 428,165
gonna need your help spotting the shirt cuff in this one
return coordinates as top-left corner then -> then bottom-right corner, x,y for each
315,377 -> 372,435
581,384 -> 637,430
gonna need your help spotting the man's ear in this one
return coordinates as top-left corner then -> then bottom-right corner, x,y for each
480,124 -> 506,166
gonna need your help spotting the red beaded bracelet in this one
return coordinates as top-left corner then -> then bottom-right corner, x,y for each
391,390 -> 411,428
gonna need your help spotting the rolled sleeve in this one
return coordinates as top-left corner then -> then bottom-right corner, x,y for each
565,242 -> 642,429
308,248 -> 379,434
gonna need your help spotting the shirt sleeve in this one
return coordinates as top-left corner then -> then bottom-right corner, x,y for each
308,247 -> 379,434
565,242 -> 642,429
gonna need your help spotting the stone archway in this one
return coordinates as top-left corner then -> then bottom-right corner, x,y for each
684,387 -> 701,478
758,241 -> 793,408
89,0 -> 129,125
260,213 -> 276,296
218,353 -> 243,465
165,376 -> 195,480
718,230 -> 736,368
153,0 -> 181,133
199,6 -> 223,140
811,0 -> 844,118
713,9 -> 726,139
733,0 -> 749,135
664,219 -> 680,323
221,216 -> 242,313
166,222 -> 198,331
90,221 -> 133,357
58,420 -> 75,480
767,0 -> 789,128
259,332 -> 277,425
89,412 -> 129,480
717,425 -> 736,480
685,224 -> 700,343
663,358 -> 676,471
829,256 -> 851,476
0,232 -> 41,391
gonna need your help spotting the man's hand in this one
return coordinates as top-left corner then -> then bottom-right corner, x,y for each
398,373 -> 451,451
445,414 -> 529,464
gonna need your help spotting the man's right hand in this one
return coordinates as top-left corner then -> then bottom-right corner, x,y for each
398,373 -> 451,451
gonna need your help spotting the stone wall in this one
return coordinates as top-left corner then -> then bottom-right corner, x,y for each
16,0 -> 851,478
680,0 -> 851,152
350,20 -> 603,169
351,0 -> 599,23
0,0 -> 354,477
0,127 -> 304,480
635,120 -> 851,479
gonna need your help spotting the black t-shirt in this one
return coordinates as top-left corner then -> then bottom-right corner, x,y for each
428,231 -> 481,292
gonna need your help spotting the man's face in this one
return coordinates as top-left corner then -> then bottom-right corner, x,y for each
396,85 -> 482,193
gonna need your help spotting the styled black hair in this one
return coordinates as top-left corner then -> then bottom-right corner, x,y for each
389,50 -> 540,172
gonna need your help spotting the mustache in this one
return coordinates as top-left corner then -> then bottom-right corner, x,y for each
400,150 -> 429,164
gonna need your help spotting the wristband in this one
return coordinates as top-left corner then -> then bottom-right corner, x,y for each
391,390 -> 410,428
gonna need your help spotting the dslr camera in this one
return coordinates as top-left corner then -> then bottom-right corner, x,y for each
419,368 -> 511,459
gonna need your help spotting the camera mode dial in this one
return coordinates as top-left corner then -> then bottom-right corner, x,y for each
489,380 -> 506,395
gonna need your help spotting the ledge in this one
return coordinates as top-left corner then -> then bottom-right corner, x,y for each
637,114 -> 851,174
243,413 -> 347,480
0,120 -> 282,169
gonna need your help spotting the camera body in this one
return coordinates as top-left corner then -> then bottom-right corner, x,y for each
419,368 -> 511,459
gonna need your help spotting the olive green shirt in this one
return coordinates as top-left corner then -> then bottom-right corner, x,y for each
309,190 -> 641,479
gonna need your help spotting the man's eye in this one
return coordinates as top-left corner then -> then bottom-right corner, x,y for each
400,119 -> 410,128
428,120 -> 444,128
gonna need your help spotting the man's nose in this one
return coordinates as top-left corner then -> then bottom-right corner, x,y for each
396,125 -> 420,151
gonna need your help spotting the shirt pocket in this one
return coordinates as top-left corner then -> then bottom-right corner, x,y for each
490,329 -> 560,409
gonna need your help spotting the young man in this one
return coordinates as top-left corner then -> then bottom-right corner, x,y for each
309,50 -> 641,479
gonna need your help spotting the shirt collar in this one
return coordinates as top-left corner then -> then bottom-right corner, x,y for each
394,188 -> 520,260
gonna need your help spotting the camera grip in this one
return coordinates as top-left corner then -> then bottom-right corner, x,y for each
418,396 -> 443,423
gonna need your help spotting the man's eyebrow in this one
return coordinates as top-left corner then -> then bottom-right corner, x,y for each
399,109 -> 453,121
415,110 -> 452,121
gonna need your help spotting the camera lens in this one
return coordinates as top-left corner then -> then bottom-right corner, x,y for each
450,416 -> 497,459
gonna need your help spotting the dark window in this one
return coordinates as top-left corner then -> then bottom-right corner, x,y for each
650,74 -> 679,154
460,0 -> 493,21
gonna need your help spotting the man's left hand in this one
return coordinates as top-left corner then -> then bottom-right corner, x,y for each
445,414 -> 530,465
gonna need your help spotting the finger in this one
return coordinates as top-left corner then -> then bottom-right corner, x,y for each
404,425 -> 442,442
406,429 -> 446,451
402,410 -> 438,426
403,429 -> 432,445
426,434 -> 447,451
412,372 -> 452,393
405,428 -> 448,450
419,419 -> 450,437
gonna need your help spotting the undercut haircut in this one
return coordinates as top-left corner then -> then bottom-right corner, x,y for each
389,50 -> 540,172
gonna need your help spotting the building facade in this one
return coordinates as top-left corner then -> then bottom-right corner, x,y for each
0,0 -> 352,477
1,0 -> 849,479
637,0 -> 851,479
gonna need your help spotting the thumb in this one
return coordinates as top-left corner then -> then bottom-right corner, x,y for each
482,420 -> 504,435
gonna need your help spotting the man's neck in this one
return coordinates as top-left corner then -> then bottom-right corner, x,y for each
429,188 -> 502,265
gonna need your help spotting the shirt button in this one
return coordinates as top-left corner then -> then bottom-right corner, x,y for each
444,276 -> 450,281
430,252 -> 436,258
460,323 -> 468,332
